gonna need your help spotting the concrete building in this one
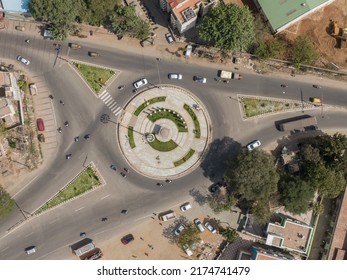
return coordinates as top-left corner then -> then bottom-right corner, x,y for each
159,0 -> 218,34
266,216 -> 314,255
327,188 -> 347,260
0,0 -> 31,20
253,0 -> 336,34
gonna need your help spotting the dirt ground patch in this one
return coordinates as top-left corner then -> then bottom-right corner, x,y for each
280,0 -> 347,69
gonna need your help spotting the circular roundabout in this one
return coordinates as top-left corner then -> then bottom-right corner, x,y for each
118,85 -> 211,179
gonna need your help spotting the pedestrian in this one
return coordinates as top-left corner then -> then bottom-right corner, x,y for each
140,237 -> 144,241
60,100 -> 64,105
145,253 -> 149,256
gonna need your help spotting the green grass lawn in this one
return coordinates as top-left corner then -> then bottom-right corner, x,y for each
148,110 -> 188,132
134,96 -> 166,116
37,167 -> 101,213
183,104 -> 200,138
73,63 -> 115,93
128,126 -> 136,149
242,98 -> 298,118
174,148 -> 195,167
148,137 -> 178,152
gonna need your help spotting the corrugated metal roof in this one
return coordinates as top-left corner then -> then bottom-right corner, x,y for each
257,0 -> 331,32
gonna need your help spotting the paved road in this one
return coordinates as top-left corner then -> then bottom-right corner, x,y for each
0,30 -> 346,259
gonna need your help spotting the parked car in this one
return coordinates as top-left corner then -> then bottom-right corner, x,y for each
25,246 -> 36,255
194,218 -> 205,232
36,118 -> 45,131
165,33 -> 174,44
180,202 -> 192,212
38,133 -> 45,142
29,83 -> 37,96
246,140 -> 261,151
183,244 -> 193,256
168,73 -> 182,80
204,222 -> 217,234
121,234 -> 134,245
174,224 -> 185,236
17,55 -> 30,65
15,26 -> 25,31
133,78 -> 148,89
193,76 -> 207,83
209,182 -> 222,193
185,44 -> 193,57
110,164 -> 117,171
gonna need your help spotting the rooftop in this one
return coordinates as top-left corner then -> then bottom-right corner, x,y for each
328,188 -> 347,260
171,0 -> 201,22
257,0 -> 334,33
266,217 -> 313,254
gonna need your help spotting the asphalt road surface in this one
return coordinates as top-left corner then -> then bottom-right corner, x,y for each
0,31 -> 346,259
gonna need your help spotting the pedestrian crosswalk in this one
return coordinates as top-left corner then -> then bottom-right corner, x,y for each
99,90 -> 122,116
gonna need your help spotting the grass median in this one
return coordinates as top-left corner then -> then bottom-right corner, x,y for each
134,96 -> 166,116
148,110 -> 188,133
174,148 -> 195,167
36,167 -> 101,213
184,104 -> 200,138
148,137 -> 178,152
73,63 -> 115,93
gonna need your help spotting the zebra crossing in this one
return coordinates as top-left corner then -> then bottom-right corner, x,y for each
99,90 -> 122,116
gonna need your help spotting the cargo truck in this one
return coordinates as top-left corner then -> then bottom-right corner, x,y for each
219,70 -> 242,80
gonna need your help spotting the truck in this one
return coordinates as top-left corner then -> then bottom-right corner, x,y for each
219,70 -> 242,80
70,238 -> 103,259
159,210 -> 176,221
279,116 -> 317,131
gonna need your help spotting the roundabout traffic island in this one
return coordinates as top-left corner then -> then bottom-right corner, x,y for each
118,85 -> 211,179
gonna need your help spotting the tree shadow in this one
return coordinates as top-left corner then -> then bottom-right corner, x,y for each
162,215 -> 189,244
200,137 -> 242,181
189,188 -> 208,206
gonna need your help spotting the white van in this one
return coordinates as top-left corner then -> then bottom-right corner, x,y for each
180,202 -> 192,212
25,246 -> 37,255
159,211 -> 176,221
185,44 -> 192,57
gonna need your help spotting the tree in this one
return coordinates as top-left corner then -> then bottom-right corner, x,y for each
220,227 -> 239,243
198,3 -> 255,52
255,38 -> 287,59
176,223 -> 201,248
207,192 -> 236,214
306,163 -> 345,198
279,176 -> 315,214
0,185 -> 15,220
225,149 -> 279,202
312,202 -> 324,215
109,5 -> 150,40
81,0 -> 121,26
29,0 -> 85,40
291,35 -> 317,68
300,144 -> 322,164
251,200 -> 271,225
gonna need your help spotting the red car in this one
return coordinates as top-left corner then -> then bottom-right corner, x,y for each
37,118 -> 45,131
121,234 -> 134,245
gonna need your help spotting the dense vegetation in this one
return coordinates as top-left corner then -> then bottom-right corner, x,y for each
198,3 -> 255,52
29,0 -> 149,40
222,133 -> 347,224
0,185 -> 16,220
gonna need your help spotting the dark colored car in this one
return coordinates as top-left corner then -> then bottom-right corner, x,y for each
38,133 -> 45,142
121,234 -> 134,245
110,164 -> 116,171
209,182 -> 222,193
193,76 -> 207,83
36,118 -> 45,131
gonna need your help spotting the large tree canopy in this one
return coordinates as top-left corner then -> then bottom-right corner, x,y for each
109,5 -> 150,40
279,176 -> 315,214
225,150 -> 279,202
81,0 -> 121,26
198,3 -> 255,52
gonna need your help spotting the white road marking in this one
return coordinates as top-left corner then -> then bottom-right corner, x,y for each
103,96 -> 112,103
100,93 -> 110,101
100,90 -> 107,97
109,103 -> 118,111
24,232 -> 34,238
12,175 -> 39,198
114,108 -> 122,115
105,98 -> 114,105
100,194 -> 110,200
108,101 -> 117,108
75,207 -> 85,212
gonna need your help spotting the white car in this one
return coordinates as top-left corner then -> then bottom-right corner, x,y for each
17,55 -> 30,65
180,202 -> 192,212
194,218 -> 205,232
193,76 -> 207,83
174,224 -> 185,236
165,33 -> 174,44
133,78 -> 148,89
246,140 -> 261,151
168,73 -> 182,80
204,222 -> 217,234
